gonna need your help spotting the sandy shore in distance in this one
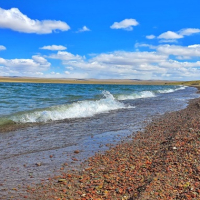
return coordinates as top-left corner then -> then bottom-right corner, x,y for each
5,89 -> 198,199
0,76 -> 178,85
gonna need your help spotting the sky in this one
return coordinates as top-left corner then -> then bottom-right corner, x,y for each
0,0 -> 200,80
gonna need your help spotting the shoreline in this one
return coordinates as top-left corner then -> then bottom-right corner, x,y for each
0,84 -> 190,134
0,87 -> 199,199
0,77 -> 177,85
11,90 -> 200,199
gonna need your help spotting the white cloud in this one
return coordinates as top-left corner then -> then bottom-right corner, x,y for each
158,60 -> 200,79
0,45 -> 6,50
156,44 -> 200,59
158,31 -> 183,39
158,39 -> 178,43
159,60 -> 200,68
77,26 -> 90,33
146,35 -> 155,39
64,71 -> 70,75
49,50 -> 168,79
91,51 -> 167,65
66,66 -> 74,70
188,44 -> 200,48
179,28 -> 200,36
135,43 -> 156,49
157,28 -> 200,43
32,55 -> 50,66
47,45 -> 200,80
51,71 -> 60,75
0,7 -> 70,34
110,19 -> 139,31
2,41 -> 200,80
0,55 -> 50,76
35,72 -> 44,76
40,45 -> 67,51
48,51 -> 83,61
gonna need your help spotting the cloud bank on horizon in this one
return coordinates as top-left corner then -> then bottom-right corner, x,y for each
0,1 -> 200,81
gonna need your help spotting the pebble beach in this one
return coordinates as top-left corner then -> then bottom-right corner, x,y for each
11,88 -> 200,200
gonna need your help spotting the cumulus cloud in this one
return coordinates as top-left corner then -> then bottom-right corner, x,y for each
49,50 -> 164,78
66,66 -> 74,70
188,44 -> 200,48
146,35 -> 155,39
0,45 -> 6,50
158,39 -> 178,43
48,51 -> 83,61
91,51 -> 167,65
40,45 -> 67,51
135,43 -> 156,49
77,26 -> 90,33
159,60 -> 200,68
110,19 -> 139,31
64,71 -> 70,75
0,55 -> 50,76
156,44 -> 200,59
2,42 -> 200,80
0,7 -> 70,34
158,31 -> 183,39
47,44 -> 200,80
157,28 -> 200,43
51,71 -> 60,75
179,28 -> 200,36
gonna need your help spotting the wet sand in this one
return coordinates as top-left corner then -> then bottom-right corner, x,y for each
4,89 -> 198,199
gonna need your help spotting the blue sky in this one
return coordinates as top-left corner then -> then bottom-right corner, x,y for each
0,0 -> 200,80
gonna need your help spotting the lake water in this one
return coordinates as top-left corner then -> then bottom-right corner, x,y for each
0,83 -> 199,197
0,83 -> 196,125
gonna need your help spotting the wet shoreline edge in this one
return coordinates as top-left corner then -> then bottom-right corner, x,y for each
11,86 -> 200,199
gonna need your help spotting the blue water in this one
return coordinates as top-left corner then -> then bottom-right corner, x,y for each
0,83 -> 193,126
0,82 -> 199,196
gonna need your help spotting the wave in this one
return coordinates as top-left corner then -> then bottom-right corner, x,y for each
116,85 -> 187,100
9,91 -> 133,123
157,86 -> 187,94
157,89 -> 175,93
1,86 -> 187,125
117,91 -> 156,100
177,86 -> 187,90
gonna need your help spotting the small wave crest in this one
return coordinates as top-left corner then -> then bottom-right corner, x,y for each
157,89 -> 175,93
10,91 -> 133,123
157,85 -> 187,94
116,86 -> 187,100
117,91 -> 155,100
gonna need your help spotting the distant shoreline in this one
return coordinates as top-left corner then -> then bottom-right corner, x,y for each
0,77 -> 178,85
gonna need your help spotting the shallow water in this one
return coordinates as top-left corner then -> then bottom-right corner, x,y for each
0,84 -> 199,198
0,83 -> 187,125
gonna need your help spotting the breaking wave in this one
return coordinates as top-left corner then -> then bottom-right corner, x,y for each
117,91 -> 155,100
157,86 -> 187,94
9,91 -> 133,123
0,86 -> 187,125
117,86 -> 187,100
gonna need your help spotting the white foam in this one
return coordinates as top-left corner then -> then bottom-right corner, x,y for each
158,89 -> 175,93
11,91 -> 133,123
177,86 -> 187,90
117,91 -> 155,100
157,85 -> 187,94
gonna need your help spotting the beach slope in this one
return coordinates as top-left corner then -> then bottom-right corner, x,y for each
22,95 -> 200,199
